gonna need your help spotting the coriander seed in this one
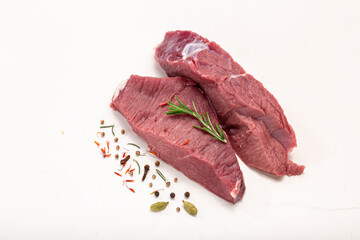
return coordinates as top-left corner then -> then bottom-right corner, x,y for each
115,154 -> 119,159
129,171 -> 133,177
100,120 -> 104,125
174,177 -> 178,183
166,182 -> 171,187
155,160 -> 160,167
114,137 -> 118,142
176,207 -> 180,212
121,129 -> 125,134
136,150 -> 140,156
152,174 -> 156,179
149,183 -> 153,187
101,132 -> 105,137
116,145 -> 120,150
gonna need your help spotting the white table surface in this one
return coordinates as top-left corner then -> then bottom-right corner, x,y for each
1,0 -> 360,239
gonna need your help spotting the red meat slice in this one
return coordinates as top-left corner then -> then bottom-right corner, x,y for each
111,75 -> 245,203
155,31 -> 304,176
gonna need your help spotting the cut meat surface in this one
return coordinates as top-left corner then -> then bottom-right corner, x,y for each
155,30 -> 304,176
111,75 -> 245,203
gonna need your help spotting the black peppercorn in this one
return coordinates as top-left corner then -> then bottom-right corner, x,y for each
170,192 -> 175,198
154,191 -> 159,197
184,192 -> 190,198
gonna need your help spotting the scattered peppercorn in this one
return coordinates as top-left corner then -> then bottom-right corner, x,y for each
166,182 -> 171,187
170,192 -> 175,198
115,154 -> 119,159
149,183 -> 153,187
152,174 -> 156,179
100,120 -> 104,125
121,129 -> 125,134
155,160 -> 160,167
184,192 -> 190,198
116,145 -> 120,150
136,150 -> 140,156
101,132 -> 105,137
129,171 -> 133,177
174,177 -> 178,183
154,191 -> 159,197
114,137 -> 118,142
176,207 -> 180,212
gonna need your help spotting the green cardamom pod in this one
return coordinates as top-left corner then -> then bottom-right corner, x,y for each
182,200 -> 198,216
150,201 -> 169,212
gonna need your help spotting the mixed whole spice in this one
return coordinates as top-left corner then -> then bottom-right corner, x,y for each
94,120 -> 198,216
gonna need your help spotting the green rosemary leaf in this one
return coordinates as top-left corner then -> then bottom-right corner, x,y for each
176,96 -> 192,112
127,143 -> 140,149
100,124 -> 115,136
156,169 -> 167,182
133,159 -> 141,175
192,101 -> 200,117
206,113 -> 215,133
165,95 -> 227,143
216,123 -> 225,139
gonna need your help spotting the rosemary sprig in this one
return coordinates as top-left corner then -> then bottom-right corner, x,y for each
100,124 -> 115,136
133,159 -> 141,175
165,96 -> 227,143
127,143 -> 140,149
156,169 -> 167,182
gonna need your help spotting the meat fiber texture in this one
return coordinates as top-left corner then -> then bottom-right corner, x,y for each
155,30 -> 304,176
111,75 -> 245,203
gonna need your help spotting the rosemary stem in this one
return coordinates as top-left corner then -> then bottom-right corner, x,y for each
165,96 -> 227,143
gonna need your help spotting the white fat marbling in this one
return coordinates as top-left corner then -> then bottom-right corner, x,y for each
228,73 -> 247,79
230,179 -> 242,199
182,42 -> 209,60
112,78 -> 129,101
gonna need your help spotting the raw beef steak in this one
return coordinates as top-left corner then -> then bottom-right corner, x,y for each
111,75 -> 245,203
155,31 -> 304,176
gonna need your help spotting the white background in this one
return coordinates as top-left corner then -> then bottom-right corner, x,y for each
1,0 -> 360,239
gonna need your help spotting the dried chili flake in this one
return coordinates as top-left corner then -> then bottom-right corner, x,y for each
122,152 -> 126,158
182,139 -> 190,146
159,102 -> 168,106
100,147 -> 111,158
149,151 -> 157,156
106,141 -> 110,153
119,160 -> 127,171
125,165 -> 132,175
129,168 -> 135,172
124,180 -> 134,182
123,181 -> 135,193
150,189 -> 164,195
114,172 -> 122,177
101,147 -> 106,155
94,141 -> 100,147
